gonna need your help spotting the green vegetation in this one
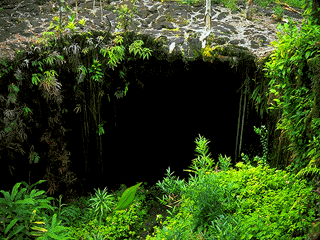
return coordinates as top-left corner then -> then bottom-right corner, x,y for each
0,131 -> 319,239
1,0 -> 320,239
147,162 -> 317,239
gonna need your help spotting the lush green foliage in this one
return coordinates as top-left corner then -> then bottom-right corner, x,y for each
262,0 -> 320,178
146,135 -> 319,240
0,180 -> 161,239
0,132 -> 319,239
0,180 -> 74,240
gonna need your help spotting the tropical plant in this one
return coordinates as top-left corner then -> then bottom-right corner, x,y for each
147,135 -> 319,239
88,187 -> 116,225
264,0 -> 320,177
0,180 -> 56,239
0,179 -> 143,239
68,182 -> 152,239
113,0 -> 138,32
30,213 -> 75,240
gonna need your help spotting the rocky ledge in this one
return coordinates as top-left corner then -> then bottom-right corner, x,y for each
78,0 -> 304,61
0,0 -> 305,62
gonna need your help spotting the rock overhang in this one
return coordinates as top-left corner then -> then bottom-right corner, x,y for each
91,0 -> 303,71
138,29 -> 259,76
0,0 -> 299,93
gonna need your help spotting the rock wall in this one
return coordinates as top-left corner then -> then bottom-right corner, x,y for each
93,0 -> 304,61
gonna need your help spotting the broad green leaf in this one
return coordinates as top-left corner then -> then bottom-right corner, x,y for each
7,224 -> 24,239
11,182 -> 22,201
113,182 -> 142,211
305,51 -> 311,59
5,218 -> 18,234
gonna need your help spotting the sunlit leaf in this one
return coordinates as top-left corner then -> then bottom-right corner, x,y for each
113,182 -> 142,211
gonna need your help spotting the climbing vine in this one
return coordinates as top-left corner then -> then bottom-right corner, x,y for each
249,0 -> 320,182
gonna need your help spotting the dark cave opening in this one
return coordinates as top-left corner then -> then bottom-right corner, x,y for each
0,57 -> 265,199
59,58 -> 265,195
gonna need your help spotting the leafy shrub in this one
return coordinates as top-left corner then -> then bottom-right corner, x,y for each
69,204 -> 146,239
0,180 -> 75,240
146,135 -> 319,239
68,184 -> 150,240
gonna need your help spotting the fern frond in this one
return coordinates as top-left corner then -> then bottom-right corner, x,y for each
295,158 -> 320,179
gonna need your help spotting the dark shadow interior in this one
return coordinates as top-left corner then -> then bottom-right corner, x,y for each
0,58 -> 264,198
61,58 -> 264,194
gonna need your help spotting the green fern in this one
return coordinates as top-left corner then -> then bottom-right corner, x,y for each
295,158 -> 320,179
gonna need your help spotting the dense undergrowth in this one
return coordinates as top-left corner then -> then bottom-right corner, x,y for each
1,131 -> 320,239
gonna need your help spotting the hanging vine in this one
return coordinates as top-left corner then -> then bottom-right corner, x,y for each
235,76 -> 250,162
235,86 -> 243,161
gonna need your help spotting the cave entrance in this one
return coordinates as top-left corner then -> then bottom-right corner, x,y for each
91,58 -> 265,189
